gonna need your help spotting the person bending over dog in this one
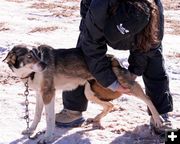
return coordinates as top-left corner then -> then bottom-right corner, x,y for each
56,0 -> 174,135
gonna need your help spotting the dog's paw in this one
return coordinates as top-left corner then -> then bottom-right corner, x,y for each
86,118 -> 94,123
92,122 -> 104,130
21,128 -> 35,135
37,134 -> 54,144
154,116 -> 164,128
85,118 -> 104,129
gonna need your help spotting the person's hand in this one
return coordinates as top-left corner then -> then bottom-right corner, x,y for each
108,80 -> 131,95
115,85 -> 131,95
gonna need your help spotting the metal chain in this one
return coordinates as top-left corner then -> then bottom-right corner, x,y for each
23,80 -> 45,140
24,80 -> 30,134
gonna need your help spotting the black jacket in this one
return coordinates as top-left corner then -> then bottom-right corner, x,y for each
79,0 -> 164,87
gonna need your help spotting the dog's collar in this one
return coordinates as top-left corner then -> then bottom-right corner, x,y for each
21,72 -> 35,80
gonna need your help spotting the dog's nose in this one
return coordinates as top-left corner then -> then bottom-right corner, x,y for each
2,58 -> 6,62
2,56 -> 8,63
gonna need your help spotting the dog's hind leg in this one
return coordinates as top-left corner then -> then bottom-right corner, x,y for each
130,82 -> 163,128
22,91 -> 44,135
84,82 -> 114,123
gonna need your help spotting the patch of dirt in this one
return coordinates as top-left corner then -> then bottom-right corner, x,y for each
163,0 -> 180,10
163,0 -> 180,35
52,11 -> 75,18
166,52 -> 180,59
6,0 -> 24,3
0,22 -> 10,31
29,26 -> 59,33
165,19 -> 180,35
29,2 -> 63,10
29,1 -> 79,18
0,67 -> 20,85
27,17 -> 39,21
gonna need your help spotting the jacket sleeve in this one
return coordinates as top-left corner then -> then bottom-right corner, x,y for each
155,0 -> 164,41
79,0 -> 92,31
80,0 -> 92,19
128,50 -> 148,76
81,0 -> 117,87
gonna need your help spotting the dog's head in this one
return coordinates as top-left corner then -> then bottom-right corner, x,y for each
3,45 -> 47,79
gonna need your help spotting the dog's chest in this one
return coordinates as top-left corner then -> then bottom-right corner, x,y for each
28,73 -> 43,90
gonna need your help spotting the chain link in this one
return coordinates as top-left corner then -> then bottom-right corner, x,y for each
23,80 -> 45,139
24,80 -> 30,134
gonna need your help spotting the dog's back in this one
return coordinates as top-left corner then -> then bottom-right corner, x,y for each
38,45 -> 92,80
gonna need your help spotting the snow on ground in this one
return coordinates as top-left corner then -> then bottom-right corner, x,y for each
0,0 -> 179,144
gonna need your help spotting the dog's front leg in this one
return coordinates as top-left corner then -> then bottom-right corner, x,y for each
22,92 -> 44,135
39,96 -> 55,143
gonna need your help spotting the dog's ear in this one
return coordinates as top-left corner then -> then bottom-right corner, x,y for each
3,45 -> 29,67
32,48 -> 38,54
37,45 -> 53,64
2,51 -> 16,65
31,48 -> 41,59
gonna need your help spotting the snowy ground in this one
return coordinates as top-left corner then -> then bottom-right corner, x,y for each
0,0 -> 180,144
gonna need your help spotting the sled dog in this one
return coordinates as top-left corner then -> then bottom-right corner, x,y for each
3,44 -> 163,143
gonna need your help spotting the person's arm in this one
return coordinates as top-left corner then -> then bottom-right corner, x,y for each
81,0 -> 130,94
79,0 -> 92,32
128,50 -> 148,76
80,0 -> 92,19
155,0 -> 164,41
81,0 -> 117,87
